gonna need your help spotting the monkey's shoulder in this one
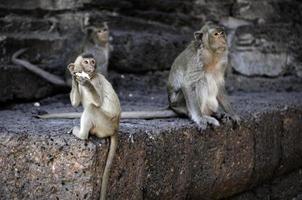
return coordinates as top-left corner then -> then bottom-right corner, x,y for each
172,41 -> 200,69
94,74 -> 121,115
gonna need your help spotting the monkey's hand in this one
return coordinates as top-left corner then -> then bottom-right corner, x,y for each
71,75 -> 78,84
232,114 -> 240,124
77,76 -> 91,86
75,71 -> 91,86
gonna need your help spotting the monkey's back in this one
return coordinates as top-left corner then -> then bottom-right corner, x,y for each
168,41 -> 199,90
97,74 -> 121,120
83,43 -> 109,76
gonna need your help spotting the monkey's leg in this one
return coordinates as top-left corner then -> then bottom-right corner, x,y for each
217,88 -> 240,123
183,85 -> 220,128
181,85 -> 207,129
168,89 -> 188,115
93,111 -> 116,138
72,126 -> 82,139
202,116 -> 220,127
73,108 -> 93,140
201,98 -> 220,127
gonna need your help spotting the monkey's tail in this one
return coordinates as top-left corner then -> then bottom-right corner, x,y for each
37,110 -> 178,119
36,112 -> 82,119
121,110 -> 178,119
12,48 -> 66,86
100,133 -> 118,200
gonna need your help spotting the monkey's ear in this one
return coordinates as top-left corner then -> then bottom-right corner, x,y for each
194,30 -> 203,41
67,63 -> 75,73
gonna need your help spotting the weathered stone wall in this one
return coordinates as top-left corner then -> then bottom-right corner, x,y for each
1,92 -> 302,200
0,0 -> 301,102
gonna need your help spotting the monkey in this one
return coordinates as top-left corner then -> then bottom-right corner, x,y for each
36,22 -> 239,129
80,22 -> 112,77
167,22 -> 239,128
12,19 -> 112,87
67,53 -> 120,200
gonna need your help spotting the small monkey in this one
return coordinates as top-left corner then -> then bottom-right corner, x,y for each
68,53 -> 121,200
167,22 -> 239,128
12,18 -> 112,87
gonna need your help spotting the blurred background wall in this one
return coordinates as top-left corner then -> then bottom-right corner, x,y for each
0,0 -> 301,103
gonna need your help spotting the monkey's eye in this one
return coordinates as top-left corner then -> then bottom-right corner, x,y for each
214,32 -> 219,36
84,60 -> 89,64
103,28 -> 108,32
90,60 -> 95,65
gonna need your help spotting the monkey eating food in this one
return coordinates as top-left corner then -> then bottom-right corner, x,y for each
67,53 -> 121,200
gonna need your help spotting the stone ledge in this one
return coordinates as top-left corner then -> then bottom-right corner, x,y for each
229,168 -> 302,200
0,92 -> 302,200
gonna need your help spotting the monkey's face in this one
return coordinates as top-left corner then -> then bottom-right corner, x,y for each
208,28 -> 227,52
69,56 -> 96,78
79,58 -> 96,74
95,26 -> 109,43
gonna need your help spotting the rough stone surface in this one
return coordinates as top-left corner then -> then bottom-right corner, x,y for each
230,25 -> 289,77
0,65 -> 56,103
228,168 -> 302,200
0,92 -> 302,200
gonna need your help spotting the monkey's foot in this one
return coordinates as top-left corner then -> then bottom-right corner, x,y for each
194,116 -> 219,131
196,121 -> 208,131
215,113 -> 240,125
72,127 -> 88,140
203,116 -> 220,127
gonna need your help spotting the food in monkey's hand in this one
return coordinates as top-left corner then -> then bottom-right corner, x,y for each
75,71 -> 91,80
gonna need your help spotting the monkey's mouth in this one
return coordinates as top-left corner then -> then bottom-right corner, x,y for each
215,46 -> 227,53
220,40 -> 227,46
218,42 -> 227,49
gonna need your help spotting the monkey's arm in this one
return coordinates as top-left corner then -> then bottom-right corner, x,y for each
70,77 -> 81,107
217,87 -> 239,120
82,79 -> 103,107
12,49 -> 66,86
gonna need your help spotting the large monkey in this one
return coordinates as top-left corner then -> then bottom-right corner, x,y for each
37,22 -> 238,128
167,22 -> 239,128
12,18 -> 112,87
68,53 -> 120,200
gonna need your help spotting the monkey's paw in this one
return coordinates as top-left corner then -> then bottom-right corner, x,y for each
195,116 -> 220,131
196,122 -> 208,131
216,113 -> 240,126
204,116 -> 220,127
78,77 -> 90,86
